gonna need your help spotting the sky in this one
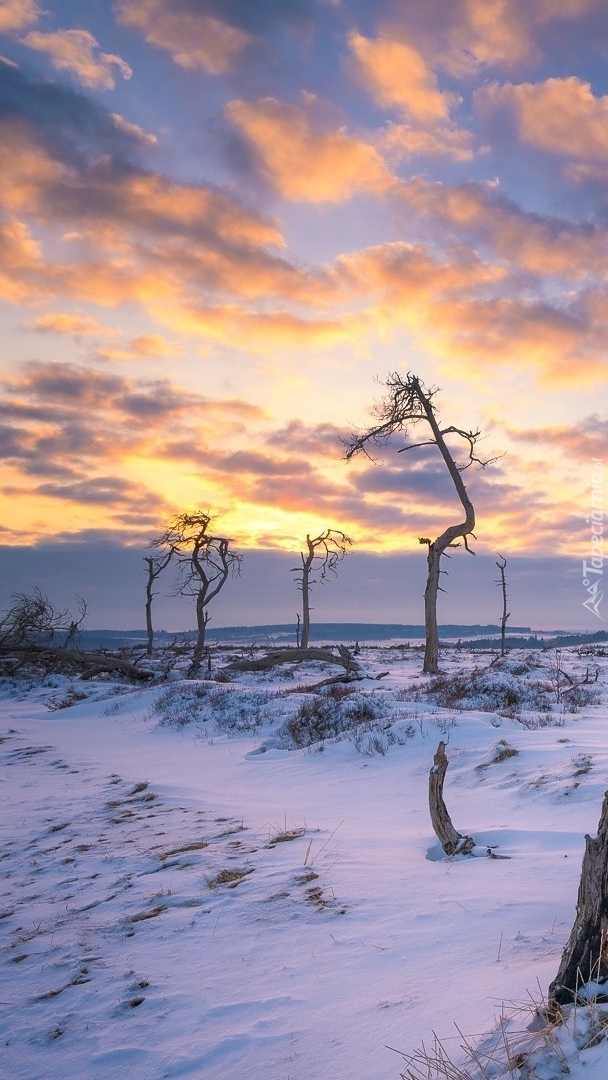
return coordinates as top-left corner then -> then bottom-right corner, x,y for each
0,0 -> 607,630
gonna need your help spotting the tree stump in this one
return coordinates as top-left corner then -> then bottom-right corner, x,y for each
549,789 -> 608,1007
429,741 -> 475,856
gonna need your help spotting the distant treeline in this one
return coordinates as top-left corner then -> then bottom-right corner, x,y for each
74,621 -> 530,649
72,623 -> 608,651
456,629 -> 608,650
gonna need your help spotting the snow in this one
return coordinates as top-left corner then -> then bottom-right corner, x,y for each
2,644 -> 608,1079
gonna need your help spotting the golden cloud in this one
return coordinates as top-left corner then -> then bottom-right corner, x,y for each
160,302 -> 362,350
225,96 -> 394,203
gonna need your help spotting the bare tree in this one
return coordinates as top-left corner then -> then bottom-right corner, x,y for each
0,588 -> 84,651
495,553 -> 510,657
0,589 -> 151,679
144,551 -> 172,655
291,530 -> 352,649
152,511 -> 242,675
345,372 -> 495,674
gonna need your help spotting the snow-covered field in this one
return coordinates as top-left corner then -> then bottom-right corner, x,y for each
2,642 -> 608,1079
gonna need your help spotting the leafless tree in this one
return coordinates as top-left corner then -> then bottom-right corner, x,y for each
144,551 -> 172,655
345,372 -> 496,674
0,589 -> 149,679
152,511 -> 242,675
495,553 -> 510,657
0,588 -> 86,652
291,530 -> 352,649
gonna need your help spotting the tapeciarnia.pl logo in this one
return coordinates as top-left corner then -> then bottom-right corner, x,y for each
582,458 -> 604,620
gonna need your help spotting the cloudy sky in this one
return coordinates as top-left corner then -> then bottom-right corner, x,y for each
0,0 -> 606,631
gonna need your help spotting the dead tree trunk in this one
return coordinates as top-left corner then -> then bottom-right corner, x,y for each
292,530 -> 351,650
429,741 -> 475,856
144,552 -> 172,655
496,554 -> 510,657
549,790 -> 608,1007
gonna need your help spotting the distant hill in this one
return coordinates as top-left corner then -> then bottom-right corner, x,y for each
75,621 -> 528,649
71,623 -> 608,652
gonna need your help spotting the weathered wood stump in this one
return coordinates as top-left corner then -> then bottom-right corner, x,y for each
549,789 -> 608,1007
429,741 -> 475,856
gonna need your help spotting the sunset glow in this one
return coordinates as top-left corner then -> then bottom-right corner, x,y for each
1,0 -> 607,626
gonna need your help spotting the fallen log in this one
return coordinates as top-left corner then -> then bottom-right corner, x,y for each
224,646 -> 362,675
429,741 -> 475,856
1,645 -> 154,681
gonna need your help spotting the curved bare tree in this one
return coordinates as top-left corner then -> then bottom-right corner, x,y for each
152,511 -> 242,675
291,530 -> 352,649
345,372 -> 495,674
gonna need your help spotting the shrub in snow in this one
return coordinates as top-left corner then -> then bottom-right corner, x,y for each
417,655 -> 598,718
281,690 -> 386,748
153,682 -> 276,733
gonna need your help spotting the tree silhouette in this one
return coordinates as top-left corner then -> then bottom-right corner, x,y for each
291,530 -> 352,649
345,372 -> 496,674
152,511 -> 241,675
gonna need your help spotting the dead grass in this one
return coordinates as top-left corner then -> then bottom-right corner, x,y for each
207,867 -> 254,889
476,740 -> 519,771
267,828 -> 306,847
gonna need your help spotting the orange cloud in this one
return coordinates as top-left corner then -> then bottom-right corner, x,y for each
348,32 -> 456,124
476,77 -> 608,162
0,220 -> 44,302
161,303 -> 361,351
0,0 -> 40,33
93,334 -> 177,362
334,241 -> 503,307
428,295 -> 595,385
110,112 -> 157,146
32,312 -> 111,337
225,96 -> 394,203
0,122 -> 64,215
502,414 -> 608,462
459,0 -> 536,68
117,0 -> 253,74
22,29 -> 132,89
379,122 -> 473,162
0,112 -> 325,317
400,176 -> 608,277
